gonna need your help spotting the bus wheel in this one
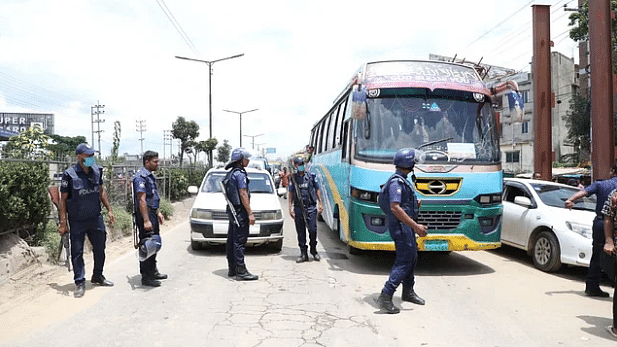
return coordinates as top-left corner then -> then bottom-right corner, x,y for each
532,231 -> 561,272
348,244 -> 362,255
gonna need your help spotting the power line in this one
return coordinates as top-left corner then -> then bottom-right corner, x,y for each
155,0 -> 201,58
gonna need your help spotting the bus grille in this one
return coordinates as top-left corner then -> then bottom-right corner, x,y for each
417,210 -> 462,230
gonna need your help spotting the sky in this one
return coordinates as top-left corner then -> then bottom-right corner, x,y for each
0,0 -> 580,163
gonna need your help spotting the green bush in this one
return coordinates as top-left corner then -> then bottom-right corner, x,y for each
104,205 -> 133,237
0,162 -> 50,236
34,220 -> 61,262
159,198 -> 174,220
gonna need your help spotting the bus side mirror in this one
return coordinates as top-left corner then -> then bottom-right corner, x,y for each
351,86 -> 367,120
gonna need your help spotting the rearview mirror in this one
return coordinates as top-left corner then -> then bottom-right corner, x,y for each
513,196 -> 532,208
188,186 -> 199,194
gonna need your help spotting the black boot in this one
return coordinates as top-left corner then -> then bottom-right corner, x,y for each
585,284 -> 610,297
402,286 -> 425,305
296,250 -> 309,263
376,292 -> 400,314
235,265 -> 258,281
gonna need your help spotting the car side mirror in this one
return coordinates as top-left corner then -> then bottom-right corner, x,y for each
513,196 -> 532,208
188,186 -> 199,194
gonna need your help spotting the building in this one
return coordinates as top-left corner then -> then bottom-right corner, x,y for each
498,52 -> 579,175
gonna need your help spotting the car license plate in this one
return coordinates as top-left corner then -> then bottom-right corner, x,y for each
249,224 -> 260,235
424,240 -> 448,251
213,223 -> 228,235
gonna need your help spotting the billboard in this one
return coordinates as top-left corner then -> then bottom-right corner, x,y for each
0,113 -> 55,135
266,147 -> 276,154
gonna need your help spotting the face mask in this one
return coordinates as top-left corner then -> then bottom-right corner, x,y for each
84,156 -> 96,167
297,165 -> 305,172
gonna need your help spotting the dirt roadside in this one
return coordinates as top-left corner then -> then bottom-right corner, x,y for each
0,196 -> 195,316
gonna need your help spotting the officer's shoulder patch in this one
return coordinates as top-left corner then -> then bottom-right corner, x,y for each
139,182 -> 146,189
61,180 -> 68,187
396,188 -> 402,194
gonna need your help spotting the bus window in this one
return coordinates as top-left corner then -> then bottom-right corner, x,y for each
342,120 -> 350,160
328,109 -> 338,150
318,121 -> 326,153
336,100 -> 347,147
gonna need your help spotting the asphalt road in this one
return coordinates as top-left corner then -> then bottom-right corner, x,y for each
0,196 -> 615,347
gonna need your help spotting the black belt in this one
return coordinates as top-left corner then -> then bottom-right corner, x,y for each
149,207 -> 158,211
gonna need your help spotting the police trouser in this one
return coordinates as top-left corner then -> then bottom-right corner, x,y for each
382,223 -> 418,296
69,215 -> 107,285
586,217 -> 606,287
227,208 -> 249,270
136,209 -> 160,278
293,204 -> 318,254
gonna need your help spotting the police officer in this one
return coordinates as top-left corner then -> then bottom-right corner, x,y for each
565,162 -> 617,297
224,148 -> 258,281
376,148 -> 428,314
59,143 -> 115,298
133,150 -> 167,287
288,155 -> 323,263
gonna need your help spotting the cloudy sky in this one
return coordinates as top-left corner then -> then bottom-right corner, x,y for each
0,0 -> 579,162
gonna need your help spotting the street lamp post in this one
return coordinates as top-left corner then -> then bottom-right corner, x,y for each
175,53 -> 244,166
223,109 -> 259,147
243,133 -> 264,150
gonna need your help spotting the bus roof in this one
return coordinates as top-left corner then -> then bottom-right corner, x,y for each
355,60 -> 490,95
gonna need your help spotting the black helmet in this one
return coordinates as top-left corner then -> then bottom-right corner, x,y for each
293,156 -> 305,165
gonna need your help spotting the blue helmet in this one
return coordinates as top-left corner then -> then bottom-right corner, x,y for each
230,148 -> 252,162
393,148 -> 424,169
293,156 -> 305,165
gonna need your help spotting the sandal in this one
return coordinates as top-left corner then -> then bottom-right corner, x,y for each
606,326 -> 617,339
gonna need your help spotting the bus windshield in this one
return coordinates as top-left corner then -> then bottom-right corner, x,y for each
355,88 -> 500,164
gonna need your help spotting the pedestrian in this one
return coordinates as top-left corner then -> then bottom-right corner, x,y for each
133,150 -> 168,287
600,189 -> 617,339
288,155 -> 323,263
304,145 -> 315,167
533,172 -> 541,180
223,148 -> 258,281
59,143 -> 115,298
279,167 -> 290,199
565,162 -> 617,297
375,148 -> 428,314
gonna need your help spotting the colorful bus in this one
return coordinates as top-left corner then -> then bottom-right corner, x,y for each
308,60 -> 508,253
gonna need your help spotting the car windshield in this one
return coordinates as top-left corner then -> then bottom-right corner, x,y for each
355,88 -> 500,164
530,183 -> 596,211
201,172 -> 274,194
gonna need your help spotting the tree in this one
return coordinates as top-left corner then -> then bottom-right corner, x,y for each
193,140 -> 210,165
203,138 -> 218,167
216,139 -> 232,163
562,94 -> 590,165
171,116 -> 199,167
569,0 -> 617,73
2,126 -> 50,159
106,121 -> 121,183
48,134 -> 87,161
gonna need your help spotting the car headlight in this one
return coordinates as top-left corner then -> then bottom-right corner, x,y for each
565,221 -> 592,239
191,209 -> 213,220
261,210 -> 283,220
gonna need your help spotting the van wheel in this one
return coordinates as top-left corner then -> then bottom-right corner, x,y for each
270,239 -> 283,253
191,240 -> 202,251
532,231 -> 561,272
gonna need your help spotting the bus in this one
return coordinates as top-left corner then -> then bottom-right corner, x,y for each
308,60 -> 511,253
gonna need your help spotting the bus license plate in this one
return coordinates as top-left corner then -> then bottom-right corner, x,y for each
424,240 -> 448,251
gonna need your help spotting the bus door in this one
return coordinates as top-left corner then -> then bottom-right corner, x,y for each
338,119 -> 352,237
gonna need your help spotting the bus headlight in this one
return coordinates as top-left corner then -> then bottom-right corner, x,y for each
565,221 -> 592,239
191,209 -> 213,220
351,187 -> 378,203
474,193 -> 501,205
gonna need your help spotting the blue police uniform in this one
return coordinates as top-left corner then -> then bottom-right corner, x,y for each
289,171 -> 320,256
584,177 -> 617,291
61,163 -> 107,285
381,169 -> 419,296
224,165 -> 251,273
133,167 -> 162,279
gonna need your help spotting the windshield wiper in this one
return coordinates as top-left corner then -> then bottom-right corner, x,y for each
418,137 -> 454,149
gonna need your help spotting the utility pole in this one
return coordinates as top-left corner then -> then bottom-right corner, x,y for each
163,130 -> 173,165
243,133 -> 264,150
136,119 -> 146,155
92,101 -> 105,158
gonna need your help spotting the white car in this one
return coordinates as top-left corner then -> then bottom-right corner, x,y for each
502,178 -> 596,272
188,167 -> 284,251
